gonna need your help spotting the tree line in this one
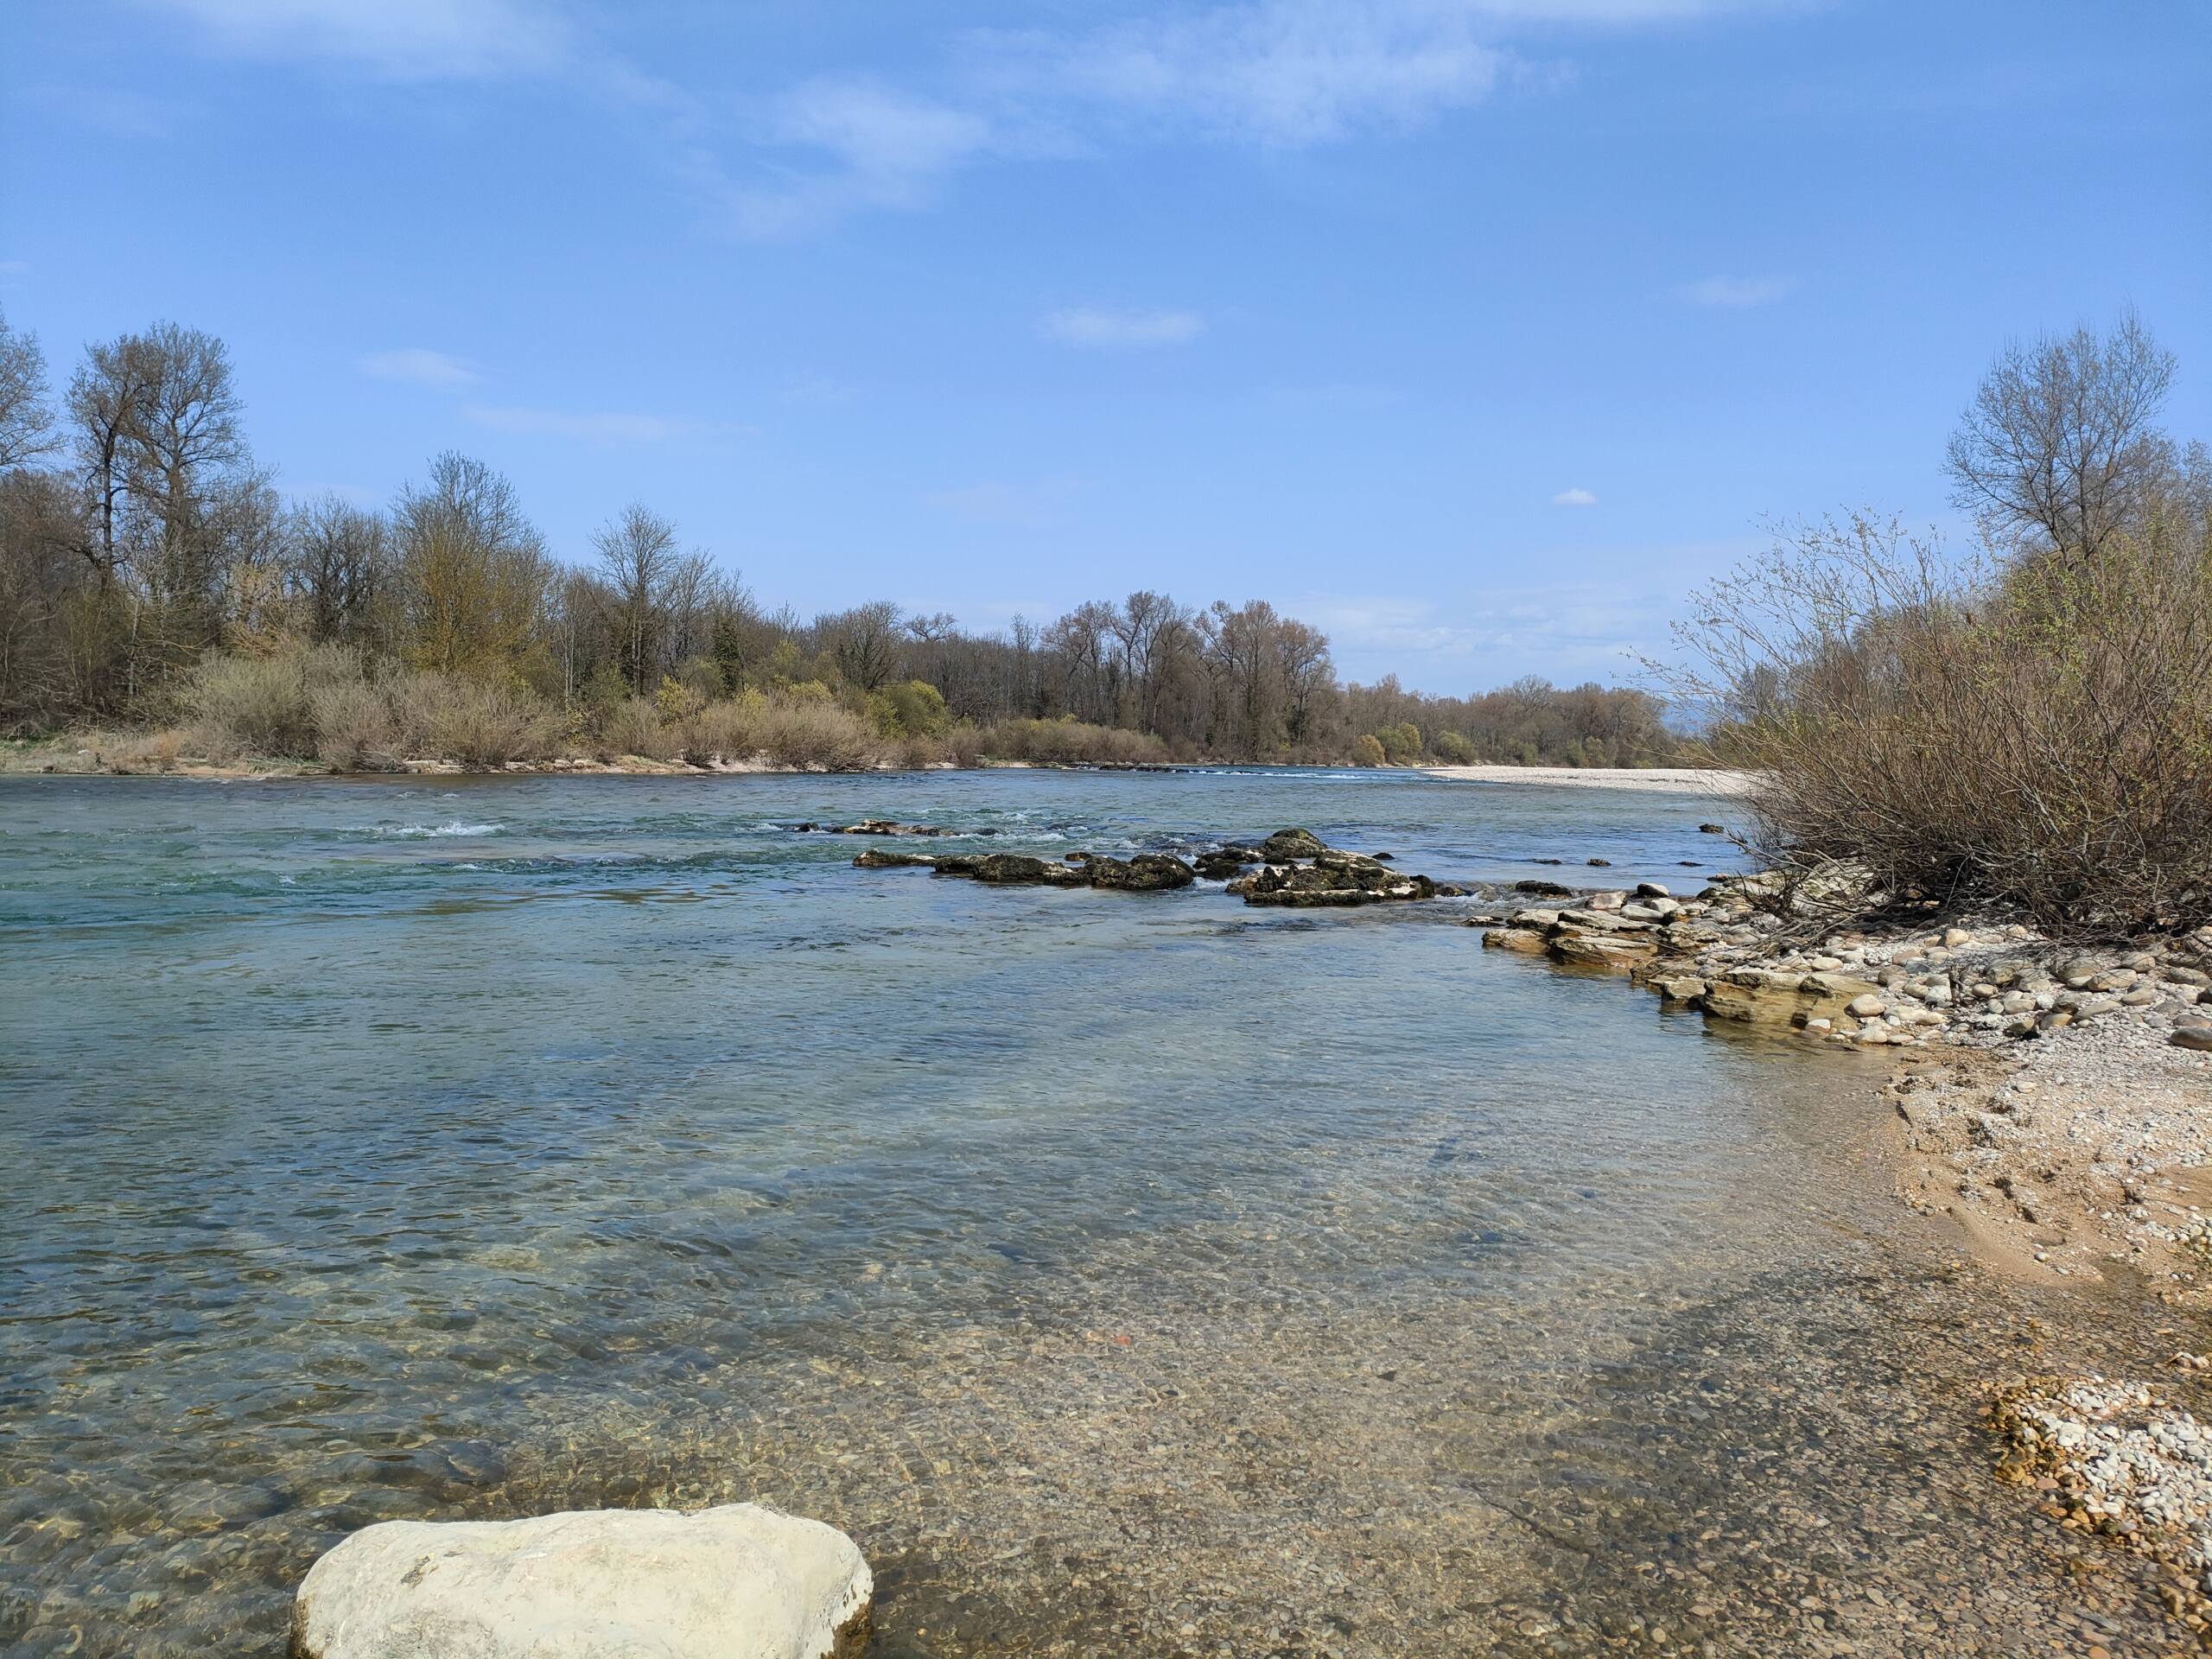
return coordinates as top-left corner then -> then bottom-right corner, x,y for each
0,306 -> 1678,768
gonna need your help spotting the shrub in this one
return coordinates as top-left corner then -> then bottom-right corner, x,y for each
975,717 -> 1168,766
755,696 -> 881,770
654,674 -> 705,724
677,691 -> 769,766
1430,730 -> 1474,765
1351,733 -> 1387,766
596,696 -> 680,762
1672,510 -> 2212,938
311,679 -> 400,770
187,643 -> 364,759
420,678 -> 559,767
875,678 -> 949,739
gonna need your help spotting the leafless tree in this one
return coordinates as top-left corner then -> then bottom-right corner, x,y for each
591,502 -> 680,690
0,306 -> 57,471
288,493 -> 390,646
1945,310 -> 2177,563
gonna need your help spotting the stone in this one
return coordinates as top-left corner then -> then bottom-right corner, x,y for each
1649,976 -> 1708,1002
1549,934 -> 1656,969
851,849 -> 937,869
1634,882 -> 1671,899
1698,823 -> 1726,835
1512,880 -> 1573,898
1482,927 -> 1550,955
836,820 -> 947,837
1943,927 -> 1973,947
290,1504 -> 872,1659
2175,1027 -> 2212,1053
1846,994 -> 1887,1019
1586,856 -> 1611,867
954,854 -> 1088,887
1083,854 -> 1197,892
1257,827 -> 1327,861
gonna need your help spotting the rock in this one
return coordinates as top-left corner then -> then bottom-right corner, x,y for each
851,849 -> 938,869
836,819 -> 947,836
290,1504 -> 872,1659
951,854 -> 1089,887
1698,823 -> 1726,835
1242,860 -> 1437,906
1550,934 -> 1656,969
1084,853 -> 1197,892
1649,975 -> 1708,1002
1846,994 -> 1887,1019
1587,891 -> 1627,912
1512,880 -> 1573,898
1257,828 -> 1327,861
2058,957 -> 2101,989
2175,1027 -> 2212,1053
1586,857 -> 1611,867
1482,927 -> 1550,955
1193,845 -> 1264,879
1634,882 -> 1671,899
1942,927 -> 1973,947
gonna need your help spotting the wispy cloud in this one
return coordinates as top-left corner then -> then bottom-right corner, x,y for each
135,0 -> 575,79
982,1 -> 1510,149
728,79 -> 995,238
923,478 -> 1084,528
461,404 -> 708,446
1678,274 -> 1792,308
1040,308 -> 1205,348
358,347 -> 484,389
1551,486 -> 1598,507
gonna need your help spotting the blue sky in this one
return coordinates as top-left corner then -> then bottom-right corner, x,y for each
5,1 -> 2206,691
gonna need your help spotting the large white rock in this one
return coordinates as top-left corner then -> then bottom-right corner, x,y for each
290,1503 -> 872,1659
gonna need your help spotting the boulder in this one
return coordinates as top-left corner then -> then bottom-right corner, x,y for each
1513,880 -> 1573,898
1482,927 -> 1550,954
1550,934 -> 1656,969
1258,827 -> 1328,861
2174,1027 -> 2212,1053
1241,860 -> 1438,906
1698,823 -> 1727,835
950,854 -> 1088,887
851,849 -> 937,869
1084,854 -> 1197,892
1194,845 -> 1264,879
290,1504 -> 872,1659
836,820 -> 947,836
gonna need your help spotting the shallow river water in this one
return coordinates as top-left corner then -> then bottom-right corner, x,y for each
0,769 -> 2179,1656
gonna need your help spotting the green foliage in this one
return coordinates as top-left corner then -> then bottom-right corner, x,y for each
874,678 -> 948,739
1429,729 -> 1473,764
1351,733 -> 1387,766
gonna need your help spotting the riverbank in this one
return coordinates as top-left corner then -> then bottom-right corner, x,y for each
1474,868 -> 2212,1616
1424,764 -> 1755,796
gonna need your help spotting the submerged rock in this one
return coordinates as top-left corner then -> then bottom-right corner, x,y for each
1512,880 -> 1573,898
834,820 -> 950,836
959,853 -> 1090,887
851,849 -> 937,868
290,1503 -> 872,1659
1239,860 -> 1438,906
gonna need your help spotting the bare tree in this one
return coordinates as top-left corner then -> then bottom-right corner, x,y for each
0,305 -> 57,471
591,502 -> 680,690
817,600 -> 904,691
1945,310 -> 2177,563
288,493 -> 390,645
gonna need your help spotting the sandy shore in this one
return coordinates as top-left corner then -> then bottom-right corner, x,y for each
1423,764 -> 1756,796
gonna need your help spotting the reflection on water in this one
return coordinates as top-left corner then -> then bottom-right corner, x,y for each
0,771 -> 2172,1655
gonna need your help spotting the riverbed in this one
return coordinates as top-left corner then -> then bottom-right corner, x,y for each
0,769 -> 2180,1656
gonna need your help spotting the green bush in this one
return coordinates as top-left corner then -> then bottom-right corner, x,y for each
1351,733 -> 1386,766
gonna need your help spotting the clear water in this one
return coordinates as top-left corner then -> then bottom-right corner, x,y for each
0,771 -> 2169,1656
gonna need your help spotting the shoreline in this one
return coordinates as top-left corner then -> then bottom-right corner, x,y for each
1423,763 -> 1756,796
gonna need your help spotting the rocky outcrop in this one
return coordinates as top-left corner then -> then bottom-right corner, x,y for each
1236,853 -> 1439,906
1257,827 -> 1328,861
289,1503 -> 872,1659
1084,853 -> 1198,891
1193,844 -> 1266,879
851,849 -> 938,868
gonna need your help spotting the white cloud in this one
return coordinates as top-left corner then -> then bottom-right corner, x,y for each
728,79 -> 994,238
136,0 -> 574,79
1040,308 -> 1205,348
988,0 -> 1510,148
358,347 -> 483,389
1551,486 -> 1598,507
461,404 -> 698,445
1678,274 -> 1792,308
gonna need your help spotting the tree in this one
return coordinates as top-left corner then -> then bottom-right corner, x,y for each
288,493 -> 390,647
817,600 -> 904,692
0,305 -> 56,471
393,453 -> 551,681
1945,310 -> 2177,563
591,502 -> 679,690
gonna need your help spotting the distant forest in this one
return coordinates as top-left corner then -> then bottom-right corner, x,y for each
0,308 -> 1680,769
